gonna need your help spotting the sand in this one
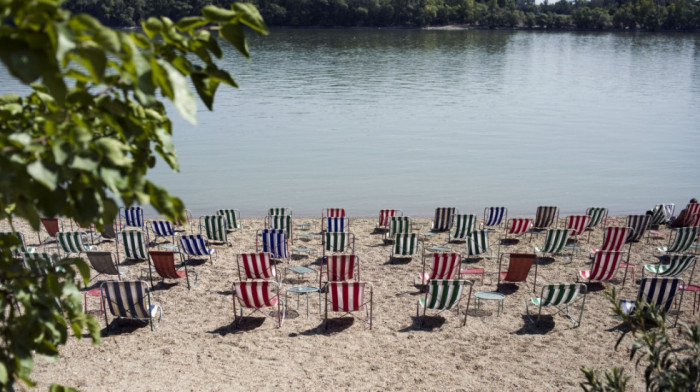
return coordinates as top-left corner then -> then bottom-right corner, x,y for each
5,215 -> 697,391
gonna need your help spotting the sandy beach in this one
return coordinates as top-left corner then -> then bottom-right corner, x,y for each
6,214 -> 697,391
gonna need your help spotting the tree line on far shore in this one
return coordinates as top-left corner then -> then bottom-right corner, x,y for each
63,0 -> 700,31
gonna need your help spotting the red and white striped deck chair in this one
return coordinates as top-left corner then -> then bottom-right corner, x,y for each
415,252 -> 461,287
687,203 -> 700,221
566,215 -> 591,242
324,281 -> 373,330
237,252 -> 277,281
319,254 -> 359,289
687,213 -> 700,227
321,208 -> 346,228
232,280 -> 284,328
590,226 -> 632,255
578,251 -> 628,286
505,218 -> 532,239
378,209 -> 403,230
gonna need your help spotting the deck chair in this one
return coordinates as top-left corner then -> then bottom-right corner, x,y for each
56,231 -> 97,256
483,207 -> 507,230
266,214 -> 293,243
149,250 -> 197,290
119,207 -> 144,229
200,215 -> 231,246
578,251 -> 628,285
0,232 -> 36,256
417,279 -> 473,328
269,207 -> 291,216
504,218 -> 532,240
39,217 -> 62,244
325,281 -> 373,330
237,252 -> 277,281
533,206 -> 559,230
150,220 -> 176,245
620,277 -> 683,327
431,207 -> 457,232
415,252 -> 461,287
497,253 -> 538,292
688,213 -> 700,227
585,207 -> 608,230
100,224 -> 117,242
320,254 -> 359,289
217,209 -> 242,231
232,280 -> 284,328
534,229 -> 574,263
179,234 -> 216,264
22,252 -> 56,276
655,227 -> 698,255
643,254 -> 696,281
650,204 -> 675,226
172,209 -> 193,232
378,209 -> 403,229
101,280 -> 162,331
257,229 -> 290,262
386,216 -> 411,241
466,229 -> 491,259
590,226 -> 633,255
86,251 -> 129,281
626,214 -> 651,243
526,283 -> 587,327
566,215 -> 591,242
324,217 -> 349,233
322,232 -> 355,257
448,214 -> 477,243
390,233 -> 422,263
118,230 -> 148,262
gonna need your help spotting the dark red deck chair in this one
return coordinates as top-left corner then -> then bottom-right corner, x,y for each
497,253 -> 538,292
39,217 -> 61,244
149,250 -> 197,290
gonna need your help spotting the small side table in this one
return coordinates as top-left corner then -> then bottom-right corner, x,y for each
474,291 -> 505,316
286,265 -> 317,282
426,246 -> 451,252
286,286 -> 320,317
292,247 -> 317,259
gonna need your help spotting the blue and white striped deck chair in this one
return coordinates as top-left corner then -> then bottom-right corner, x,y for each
217,209 -> 242,231
620,277 -> 683,327
448,214 -> 477,243
266,214 -> 293,243
626,214 -> 651,243
585,207 -> 608,230
643,254 -> 696,281
386,216 -> 411,241
100,280 -> 162,331
269,207 -> 292,216
466,229 -> 491,258
431,207 -> 457,232
0,232 -> 36,256
118,230 -> 148,262
322,232 -> 355,257
150,220 -> 176,246
56,231 -> 97,256
257,229 -> 290,262
483,207 -> 507,230
200,215 -> 230,246
179,234 -> 215,264
119,207 -> 144,229
325,217 -> 349,233
650,204 -> 675,226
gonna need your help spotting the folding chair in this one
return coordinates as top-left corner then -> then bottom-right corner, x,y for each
526,283 -> 587,327
21,252 -> 56,276
320,254 -> 360,290
431,207 -> 457,232
386,216 -> 411,241
56,231 -> 97,256
620,277 -> 683,327
232,280 -> 285,328
643,254 -> 696,280
269,207 -> 292,216
590,226 -> 633,255
150,220 -> 176,246
324,217 -> 349,233
266,214 -> 293,243
325,281 -> 373,330
86,251 -> 129,280
650,204 -> 675,226
238,252 -> 277,281
626,214 -> 651,243
200,215 -> 231,246
119,207 -> 144,230
38,217 -> 62,245
378,209 -> 403,230
578,251 -> 628,286
118,230 -> 148,262
466,229 -> 491,259
533,206 -> 559,230
503,218 -> 532,241
415,252 -> 461,287
217,209 -> 242,231
149,250 -> 197,290
173,209 -> 193,232
0,232 -> 36,256
497,253 -> 538,292
534,229 -> 574,263
566,215 -> 591,242
482,206 -> 507,230
655,227 -> 698,255
179,234 -> 216,264
257,229 -> 290,262
585,207 -> 608,230
321,208 -> 345,230
389,233 -> 422,263
101,280 -> 162,331
448,214 -> 477,243
323,232 -> 355,257
417,279 -> 473,328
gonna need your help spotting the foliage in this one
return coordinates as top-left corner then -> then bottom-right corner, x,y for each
0,0 -> 267,390
580,289 -> 700,392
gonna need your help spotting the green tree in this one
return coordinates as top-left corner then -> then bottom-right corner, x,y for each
0,0 -> 267,390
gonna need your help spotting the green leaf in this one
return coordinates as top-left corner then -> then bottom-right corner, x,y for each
70,155 -> 99,172
9,49 -> 42,83
75,47 -> 107,81
143,18 -> 163,39
0,93 -> 21,104
93,25 -> 121,54
201,5 -> 237,23
176,16 -> 208,31
232,2 -> 269,34
158,60 -> 197,125
54,23 -> 76,65
1,103 -> 23,115
100,167 -> 126,192
95,138 -> 133,167
220,23 -> 249,58
50,384 -> 80,392
0,362 -> 7,384
27,161 -> 58,191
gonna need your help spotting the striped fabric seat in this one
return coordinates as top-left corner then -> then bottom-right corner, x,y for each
566,215 -> 590,237
179,234 -> 215,264
149,250 -> 196,289
238,252 -> 276,280
578,251 -> 624,282
590,226 -> 632,254
260,229 -> 289,260
483,207 -> 507,228
321,254 -> 359,288
526,283 -> 587,326
498,253 -> 538,292
650,204 -> 675,226
122,207 -> 144,228
431,207 -> 456,232
391,233 -> 420,259
232,280 -> 284,328
585,207 -> 608,229
656,227 -> 698,254
417,279 -> 472,327
326,217 -> 348,233
56,231 -> 96,255
449,214 -> 476,241
387,216 -> 411,239
534,229 -> 573,262
417,252 -> 460,284
201,215 -> 229,244
534,206 -> 559,229
466,229 -> 490,257
217,209 -> 241,230
267,214 -> 292,238
620,277 -> 682,326
644,254 -> 696,278
378,209 -> 402,228
687,203 -> 700,220
0,232 -> 36,255
325,281 -> 372,330
506,218 -> 532,236
120,230 -> 148,260
626,214 -> 651,242
86,251 -> 128,279
269,207 -> 291,216
688,213 -> 700,227
323,232 -> 353,256
101,280 -> 162,331
324,208 -> 345,218
22,252 -> 55,276
151,220 -> 175,237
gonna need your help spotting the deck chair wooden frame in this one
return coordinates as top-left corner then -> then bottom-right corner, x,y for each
149,250 -> 197,290
232,280 -> 285,328
417,279 -> 473,328
497,253 -> 538,292
324,281 -> 373,330
526,283 -> 587,327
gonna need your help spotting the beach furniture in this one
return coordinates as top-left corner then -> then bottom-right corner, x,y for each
321,208 -> 345,229
0,232 -> 36,256
56,231 -> 97,256
643,254 -> 696,280
416,252 -> 461,287
650,204 -> 675,226
100,224 -> 117,242
200,215 -> 231,246
179,234 -> 216,264
149,250 -> 197,290
689,213 -> 700,227
21,252 -> 56,276
620,277 -> 683,327
533,206 -> 559,230
590,226 -> 633,255
269,207 -> 292,216
497,253 -> 538,292
324,217 -> 349,233
86,251 -> 128,281
101,280 -> 162,331
217,209 -> 242,231
655,227 -> 697,255
172,209 -> 193,232
118,230 -> 148,262
566,215 -> 591,242
232,280 -> 285,328
483,206 -> 507,230
119,206 -> 144,229
585,207 -> 608,230
578,251 -> 628,286
626,214 -> 651,243
386,216 -> 411,241
238,252 -> 277,281
257,229 -> 289,262
266,214 -> 293,242
504,218 -> 532,240
378,209 -> 403,229
38,217 -> 62,244
466,229 -> 491,260
431,207 -> 457,232
324,281 -> 373,330
534,229 -> 574,263
526,283 -> 587,327
320,254 -> 360,290
150,220 -> 176,245
417,279 -> 473,328
323,232 -> 355,257
448,214 -> 477,243
390,233 -> 422,263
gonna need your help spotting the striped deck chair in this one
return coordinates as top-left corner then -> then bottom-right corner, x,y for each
100,280 -> 162,331
526,283 -> 587,327
149,250 -> 197,290
320,254 -> 359,289
322,232 -> 355,257
688,213 -> 700,227
378,209 -> 402,229
267,214 -> 293,241
578,251 -> 627,285
232,280 -> 285,328
269,207 -> 292,216
56,231 -> 96,256
22,252 -> 56,276
626,214 -> 651,243
643,254 -> 696,280
431,207 -> 456,232
533,206 -> 559,230
324,217 -> 349,233
179,234 -> 215,264
585,207 -> 608,230
118,230 -> 148,262
416,252 -> 461,286
534,229 -> 574,263
497,253 -> 538,292
119,207 -> 144,229
504,218 -> 532,239
217,209 -> 242,231
566,215 -> 590,241
386,216 -> 411,240
620,277 -> 683,327
325,281 -> 373,330
590,226 -> 632,255
86,251 -> 128,280
238,252 -> 276,281
448,214 -> 477,243
655,227 -> 698,255
466,229 -> 491,259
257,229 -> 290,262
150,220 -> 176,246
200,215 -> 230,246
39,217 -> 62,244
100,224 -> 117,242
0,232 -> 36,256
483,206 -> 507,230
390,233 -> 422,263
685,203 -> 700,225
650,204 -> 675,226
417,279 -> 473,328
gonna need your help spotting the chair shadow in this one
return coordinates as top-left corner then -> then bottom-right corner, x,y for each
496,284 -> 520,295
500,238 -> 520,246
309,257 -> 325,266
537,257 -> 555,266
462,257 -> 484,265
100,319 -> 150,337
208,318 -> 267,335
291,254 -> 310,261
385,257 -> 413,265
399,315 -> 447,332
183,258 -> 209,267
150,282 -> 179,291
216,290 -> 233,296
294,317 -> 355,336
396,289 -> 423,297
371,228 -> 387,235
119,259 -> 145,267
512,315 -> 556,335
586,282 -> 607,293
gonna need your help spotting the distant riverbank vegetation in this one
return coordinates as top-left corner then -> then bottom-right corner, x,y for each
62,0 -> 700,31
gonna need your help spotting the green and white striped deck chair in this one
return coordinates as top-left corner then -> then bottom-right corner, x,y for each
56,231 -> 97,256
650,204 -> 675,226
390,233 -> 422,263
655,227 -> 697,255
643,254 -> 696,280
0,232 -> 36,256
448,214 -> 477,243
322,232 -> 355,257
269,207 -> 291,216
216,209 -> 242,231
386,216 -> 412,240
585,207 -> 608,230
534,229 -> 574,263
118,230 -> 148,261
200,215 -> 230,246
22,252 -> 56,276
526,283 -> 587,327
266,214 -> 293,243
466,229 -> 491,258
417,279 -> 473,328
